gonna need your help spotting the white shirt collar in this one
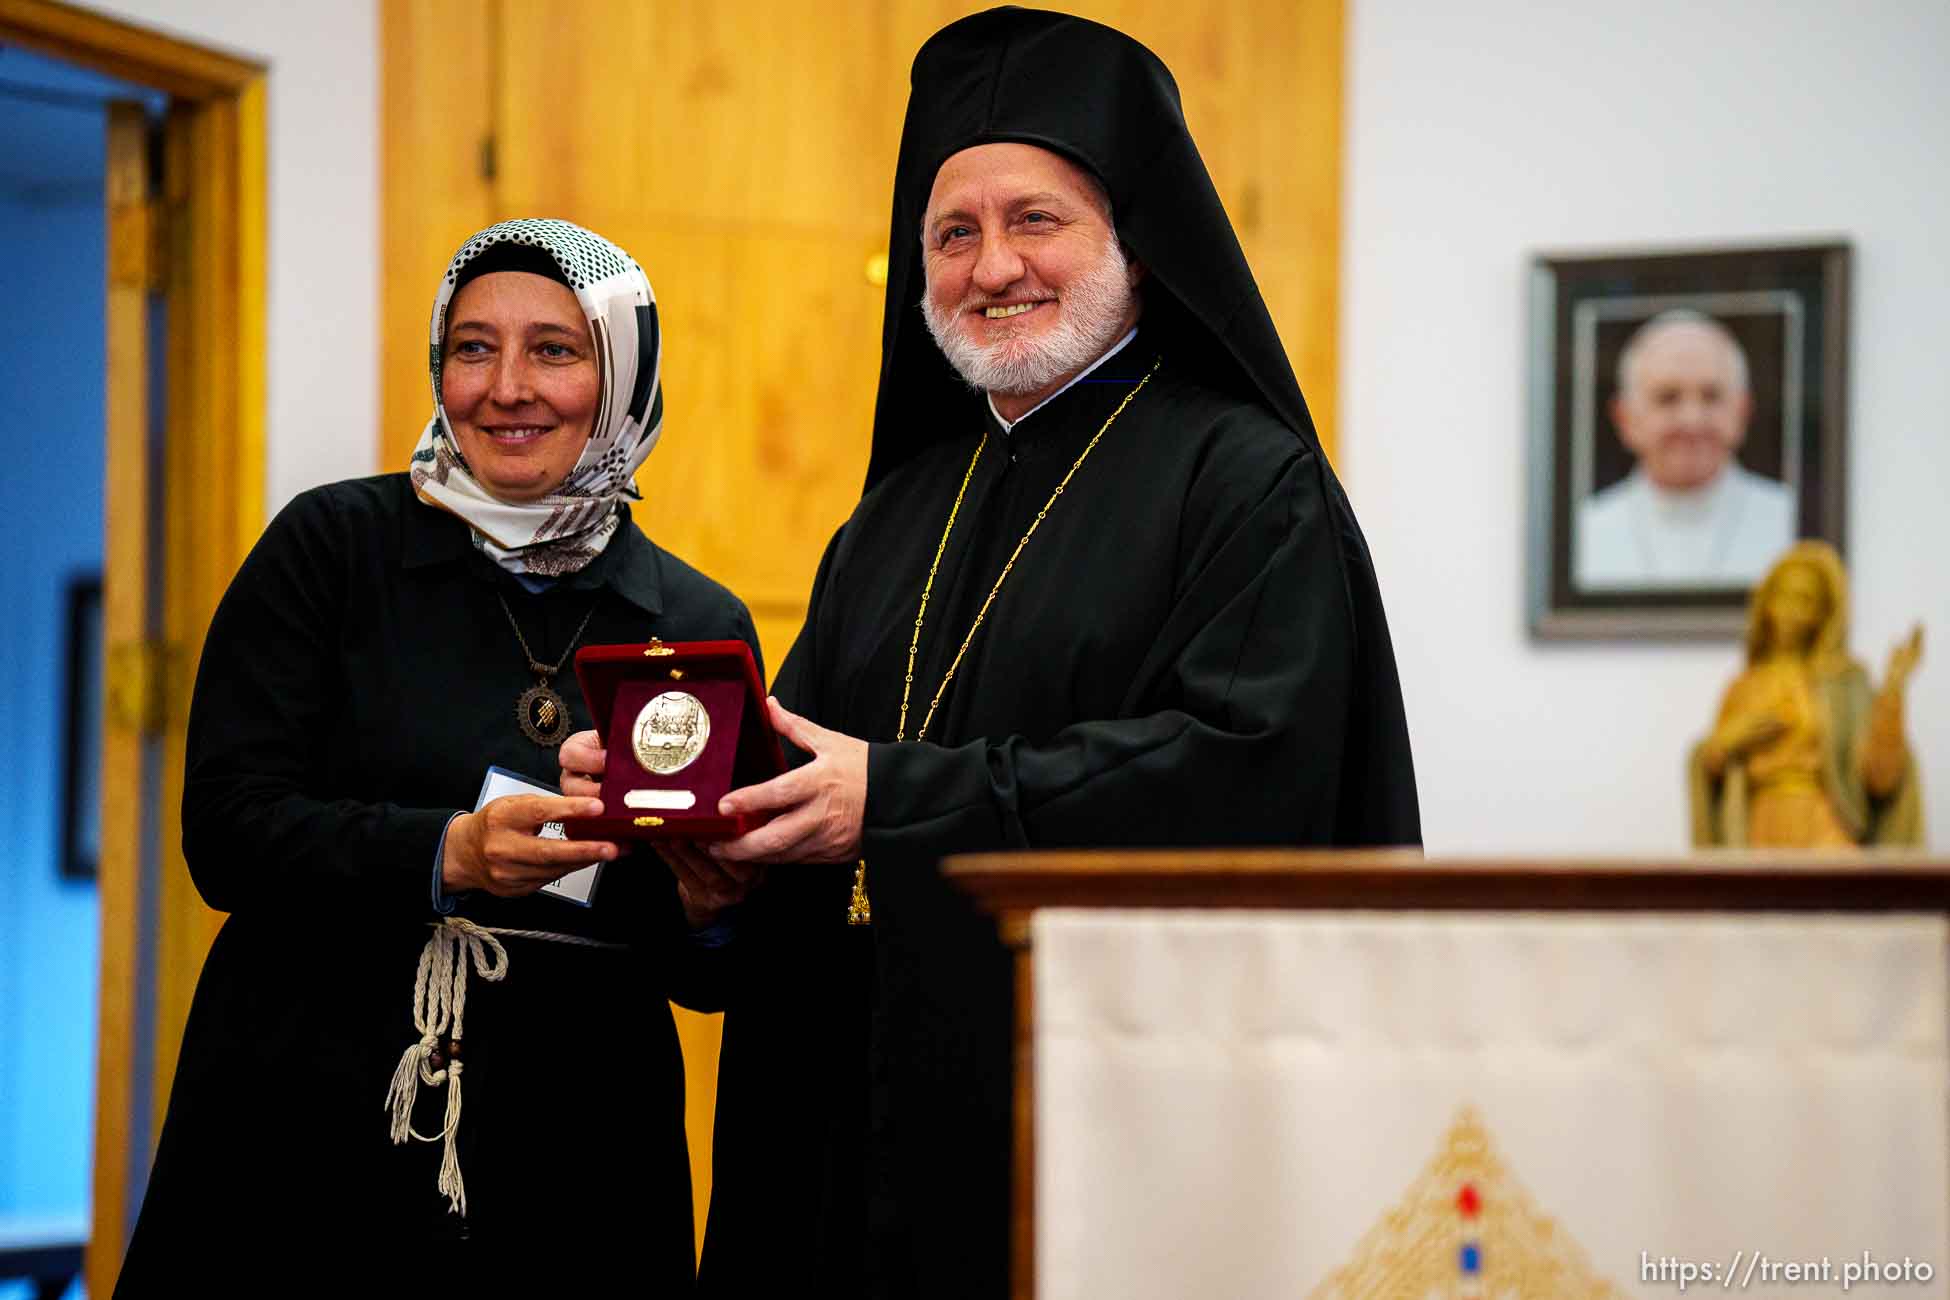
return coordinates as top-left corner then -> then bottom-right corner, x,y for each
1633,462 -> 1741,520
985,327 -> 1139,434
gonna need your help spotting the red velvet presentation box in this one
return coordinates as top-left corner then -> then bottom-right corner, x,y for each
558,639 -> 784,843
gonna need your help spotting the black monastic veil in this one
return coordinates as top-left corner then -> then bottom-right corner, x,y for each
701,10 -> 1419,1298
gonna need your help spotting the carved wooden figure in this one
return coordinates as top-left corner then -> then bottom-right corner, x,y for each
1691,540 -> 1924,848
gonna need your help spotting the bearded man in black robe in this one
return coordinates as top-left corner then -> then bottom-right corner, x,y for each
565,9 -> 1420,1295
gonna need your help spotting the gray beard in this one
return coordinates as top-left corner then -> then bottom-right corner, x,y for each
921,237 -> 1135,398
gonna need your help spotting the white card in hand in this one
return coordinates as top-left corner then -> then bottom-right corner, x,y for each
474,765 -> 602,906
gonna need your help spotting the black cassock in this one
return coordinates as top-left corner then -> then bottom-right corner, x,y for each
119,475 -> 753,1294
703,340 -> 1420,1298
703,11 -> 1419,1296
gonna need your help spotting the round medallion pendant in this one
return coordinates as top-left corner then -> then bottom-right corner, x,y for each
632,690 -> 710,775
516,682 -> 572,747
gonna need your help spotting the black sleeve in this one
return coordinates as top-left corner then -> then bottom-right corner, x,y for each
862,449 -> 1357,855
767,521 -> 845,766
698,529 -> 874,1294
180,491 -> 455,916
735,520 -> 858,924
725,591 -> 765,687
656,873 -> 739,1014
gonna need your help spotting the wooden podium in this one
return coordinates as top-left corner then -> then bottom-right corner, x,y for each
944,850 -> 1950,1300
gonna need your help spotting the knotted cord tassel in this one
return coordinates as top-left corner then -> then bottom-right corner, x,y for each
382,917 -> 506,1215
437,1059 -> 467,1216
385,1032 -> 439,1144
384,921 -> 451,1143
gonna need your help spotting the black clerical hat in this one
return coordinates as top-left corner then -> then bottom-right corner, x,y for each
867,6 -> 1319,489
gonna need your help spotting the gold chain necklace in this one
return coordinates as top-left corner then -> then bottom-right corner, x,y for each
847,357 -> 1160,925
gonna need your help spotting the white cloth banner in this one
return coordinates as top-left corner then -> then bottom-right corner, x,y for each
1036,910 -> 1948,1300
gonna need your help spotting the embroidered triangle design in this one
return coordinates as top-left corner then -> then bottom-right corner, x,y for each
1308,1106 -> 1626,1299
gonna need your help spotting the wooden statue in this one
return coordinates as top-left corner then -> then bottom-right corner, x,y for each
1691,540 -> 1924,848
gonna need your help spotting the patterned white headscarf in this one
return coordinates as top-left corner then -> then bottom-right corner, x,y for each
408,218 -> 663,576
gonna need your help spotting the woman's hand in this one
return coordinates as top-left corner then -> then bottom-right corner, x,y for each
1701,710 -> 1787,776
559,729 -> 607,798
441,793 -> 617,898
1722,711 -> 1788,755
655,841 -> 764,928
559,727 -> 762,925
712,698 -> 867,865
1885,623 -> 1924,695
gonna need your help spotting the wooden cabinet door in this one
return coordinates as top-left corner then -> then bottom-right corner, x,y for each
386,1 -> 1340,665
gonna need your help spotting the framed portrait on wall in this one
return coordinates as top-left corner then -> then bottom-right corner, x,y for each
1526,242 -> 1850,638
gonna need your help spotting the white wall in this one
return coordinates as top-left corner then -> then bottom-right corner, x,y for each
82,0 -> 379,510
1343,0 -> 1949,853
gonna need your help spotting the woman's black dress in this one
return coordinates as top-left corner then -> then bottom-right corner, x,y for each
118,474 -> 754,1293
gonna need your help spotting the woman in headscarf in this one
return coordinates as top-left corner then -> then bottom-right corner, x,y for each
118,219 -> 751,1291
1691,540 -> 1923,847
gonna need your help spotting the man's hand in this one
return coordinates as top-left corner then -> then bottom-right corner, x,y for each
441,793 -> 617,898
559,729 -> 606,798
712,698 -> 867,864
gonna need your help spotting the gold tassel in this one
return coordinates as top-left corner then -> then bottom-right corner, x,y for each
847,860 -> 872,926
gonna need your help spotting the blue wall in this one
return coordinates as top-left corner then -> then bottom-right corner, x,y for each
0,46 -> 144,1231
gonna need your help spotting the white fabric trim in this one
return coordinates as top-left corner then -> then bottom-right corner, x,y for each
986,327 -> 1139,434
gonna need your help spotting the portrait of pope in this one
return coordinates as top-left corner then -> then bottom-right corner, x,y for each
1573,308 -> 1798,592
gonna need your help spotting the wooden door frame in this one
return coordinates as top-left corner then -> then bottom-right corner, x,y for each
0,1 -> 265,1291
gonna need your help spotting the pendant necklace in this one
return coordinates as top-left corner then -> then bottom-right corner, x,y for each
848,356 -> 1161,926
499,593 -> 602,747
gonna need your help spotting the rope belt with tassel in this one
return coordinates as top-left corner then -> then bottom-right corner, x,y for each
384,916 -> 626,1216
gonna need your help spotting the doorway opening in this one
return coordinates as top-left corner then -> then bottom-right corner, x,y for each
0,4 -> 265,1295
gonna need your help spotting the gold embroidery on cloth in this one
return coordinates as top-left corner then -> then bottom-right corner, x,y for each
1308,1107 -> 1625,1300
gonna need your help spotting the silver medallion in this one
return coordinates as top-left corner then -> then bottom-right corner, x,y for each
632,690 -> 710,775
